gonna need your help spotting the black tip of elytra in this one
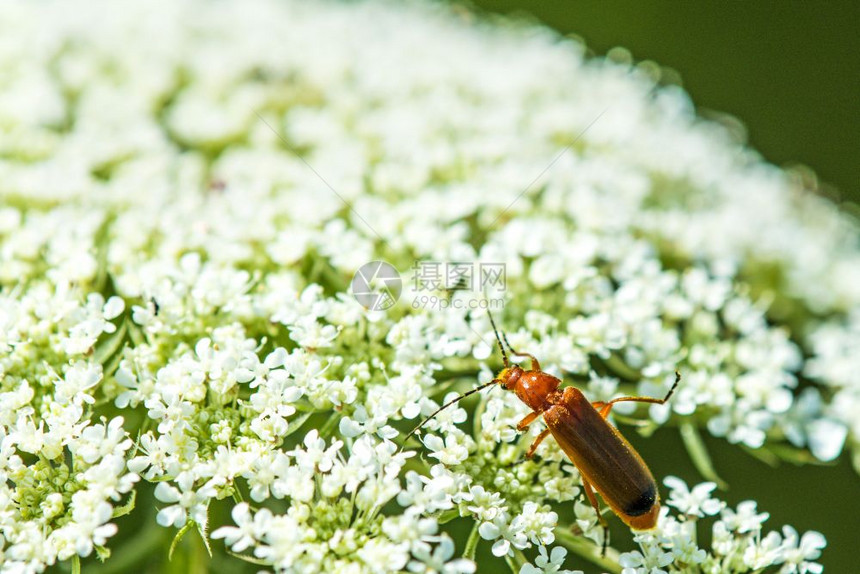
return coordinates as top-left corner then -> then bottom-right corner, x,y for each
622,484 -> 657,517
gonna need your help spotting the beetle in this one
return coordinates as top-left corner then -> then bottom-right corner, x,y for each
403,311 -> 680,553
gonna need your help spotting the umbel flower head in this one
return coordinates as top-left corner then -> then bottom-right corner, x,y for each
0,0 -> 851,572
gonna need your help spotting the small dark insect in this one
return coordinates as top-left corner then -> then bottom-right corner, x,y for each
208,178 -> 227,192
150,297 -> 160,316
403,311 -> 680,554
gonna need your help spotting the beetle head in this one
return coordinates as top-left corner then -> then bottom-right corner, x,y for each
496,365 -> 524,390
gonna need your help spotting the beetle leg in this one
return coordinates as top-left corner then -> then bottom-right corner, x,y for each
581,477 -> 610,557
525,428 -> 551,459
500,332 -> 541,371
516,411 -> 541,432
597,370 -> 682,417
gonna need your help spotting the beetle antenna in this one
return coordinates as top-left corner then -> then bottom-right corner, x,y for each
486,309 -> 509,367
399,380 -> 498,451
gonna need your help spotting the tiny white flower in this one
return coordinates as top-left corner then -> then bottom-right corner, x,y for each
154,480 -> 213,528
663,476 -> 723,517
408,535 -> 476,573
520,546 -> 583,574
423,433 -> 472,466
779,526 -> 826,574
212,502 -> 256,553
721,500 -> 770,533
511,501 -> 558,546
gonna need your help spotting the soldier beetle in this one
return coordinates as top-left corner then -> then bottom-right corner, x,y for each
404,311 -> 680,554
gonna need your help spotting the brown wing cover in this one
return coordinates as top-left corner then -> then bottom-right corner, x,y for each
544,387 -> 659,529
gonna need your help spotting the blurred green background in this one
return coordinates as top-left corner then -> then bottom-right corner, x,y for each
474,1 -> 860,205
466,2 -> 859,572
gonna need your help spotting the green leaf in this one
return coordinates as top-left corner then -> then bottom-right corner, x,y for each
226,550 -> 270,566
196,521 -> 212,558
93,320 -> 128,366
126,317 -> 146,347
318,412 -> 341,438
102,342 -> 128,380
463,520 -> 480,561
169,521 -> 195,561
112,490 -> 137,518
92,221 -> 111,293
95,545 -> 111,562
283,411 -> 313,438
437,509 -> 460,524
680,423 -> 729,490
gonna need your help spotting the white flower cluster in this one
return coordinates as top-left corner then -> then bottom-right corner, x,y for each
618,477 -> 825,574
0,284 -> 139,571
209,433 -> 475,573
0,0 -> 853,572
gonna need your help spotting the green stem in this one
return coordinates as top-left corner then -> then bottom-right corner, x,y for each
601,354 -> 641,382
472,389 -> 488,438
680,423 -> 729,490
741,444 -> 780,468
554,525 -> 622,574
437,509 -> 461,524
505,547 -> 528,573
318,411 -> 340,438
463,521 -> 481,561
